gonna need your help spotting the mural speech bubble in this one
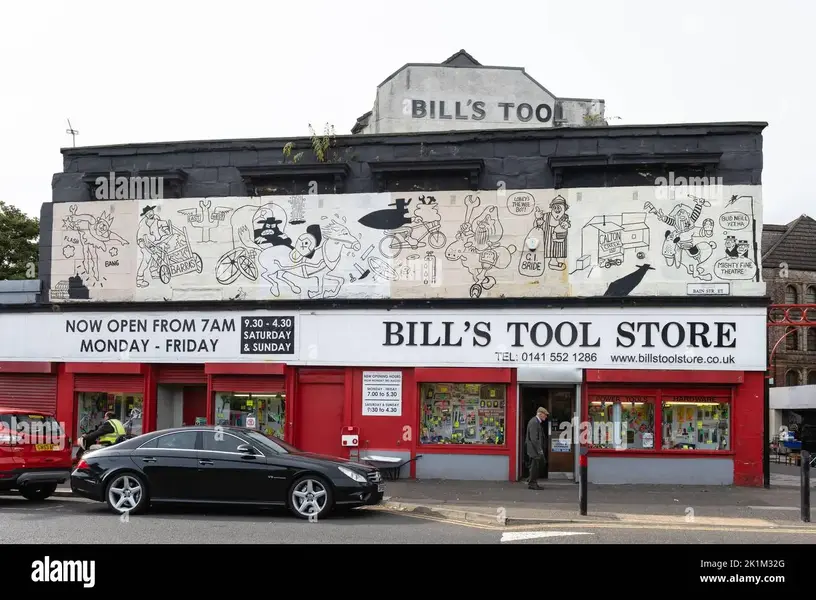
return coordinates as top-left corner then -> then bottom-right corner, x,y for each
714,257 -> 757,280
719,211 -> 750,231
506,192 -> 536,216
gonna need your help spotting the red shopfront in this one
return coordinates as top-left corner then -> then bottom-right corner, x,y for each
583,369 -> 764,487
0,362 -> 58,414
29,362 -> 762,486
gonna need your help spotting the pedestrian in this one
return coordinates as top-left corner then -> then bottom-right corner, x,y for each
525,407 -> 548,490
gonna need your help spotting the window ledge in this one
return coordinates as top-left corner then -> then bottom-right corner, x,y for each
368,158 -> 484,192
238,164 -> 351,194
81,169 -> 188,199
418,444 -> 508,455
587,448 -> 734,458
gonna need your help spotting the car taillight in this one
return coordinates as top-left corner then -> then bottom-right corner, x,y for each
75,459 -> 90,470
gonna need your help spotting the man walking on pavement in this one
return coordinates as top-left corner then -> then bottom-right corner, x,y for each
525,407 -> 548,490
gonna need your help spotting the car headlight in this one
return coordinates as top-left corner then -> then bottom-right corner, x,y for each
338,466 -> 367,483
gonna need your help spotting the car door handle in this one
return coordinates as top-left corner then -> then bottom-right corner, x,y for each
199,460 -> 213,466
141,457 -> 157,463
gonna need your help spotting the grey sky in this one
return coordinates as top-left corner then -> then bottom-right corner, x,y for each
1,0 -> 811,226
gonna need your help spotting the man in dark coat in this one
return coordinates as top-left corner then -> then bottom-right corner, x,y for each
525,407 -> 549,490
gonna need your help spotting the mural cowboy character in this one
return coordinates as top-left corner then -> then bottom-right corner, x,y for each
136,205 -> 171,288
540,195 -> 571,271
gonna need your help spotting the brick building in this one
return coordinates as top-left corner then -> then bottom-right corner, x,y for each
0,51 -> 770,486
762,214 -> 816,387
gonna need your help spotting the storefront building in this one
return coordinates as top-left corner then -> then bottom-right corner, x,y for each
0,51 -> 769,485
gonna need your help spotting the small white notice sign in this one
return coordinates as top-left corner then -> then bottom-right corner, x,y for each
362,371 -> 402,416
245,416 -> 257,428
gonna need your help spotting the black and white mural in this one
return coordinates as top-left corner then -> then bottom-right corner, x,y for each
48,186 -> 765,302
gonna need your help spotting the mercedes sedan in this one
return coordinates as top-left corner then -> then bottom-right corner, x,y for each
70,426 -> 385,520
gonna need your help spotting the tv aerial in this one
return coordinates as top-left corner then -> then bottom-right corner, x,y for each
66,119 -> 79,147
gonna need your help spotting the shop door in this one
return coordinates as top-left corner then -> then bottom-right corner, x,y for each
518,386 -> 575,479
547,389 -> 575,474
296,381 -> 344,458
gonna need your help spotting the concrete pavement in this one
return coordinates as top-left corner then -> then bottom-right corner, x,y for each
377,479 -> 816,529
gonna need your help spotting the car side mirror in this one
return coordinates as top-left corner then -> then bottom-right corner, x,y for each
237,444 -> 256,454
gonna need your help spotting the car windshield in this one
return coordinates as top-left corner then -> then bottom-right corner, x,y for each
243,430 -> 300,454
0,413 -> 65,438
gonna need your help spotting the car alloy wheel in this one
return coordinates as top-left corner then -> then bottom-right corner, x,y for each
106,474 -> 145,515
290,477 -> 330,519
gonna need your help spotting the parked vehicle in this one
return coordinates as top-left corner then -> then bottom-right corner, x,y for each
71,425 -> 385,519
0,407 -> 72,501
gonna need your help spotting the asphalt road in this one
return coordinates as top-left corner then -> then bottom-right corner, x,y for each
2,494 -> 816,545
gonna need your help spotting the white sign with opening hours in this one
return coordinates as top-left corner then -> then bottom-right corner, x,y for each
362,371 -> 403,416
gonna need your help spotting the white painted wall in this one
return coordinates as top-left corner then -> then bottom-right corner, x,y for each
49,185 -> 765,303
770,385 -> 816,410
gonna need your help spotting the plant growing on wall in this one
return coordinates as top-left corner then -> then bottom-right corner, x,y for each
282,122 -> 354,164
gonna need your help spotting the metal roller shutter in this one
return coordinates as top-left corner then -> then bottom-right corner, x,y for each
156,365 -> 206,385
0,374 -> 57,413
73,374 -> 145,393
211,376 -> 284,393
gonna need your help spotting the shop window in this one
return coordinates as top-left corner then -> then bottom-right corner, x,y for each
214,392 -> 286,440
807,286 -> 816,305
785,285 -> 799,304
786,370 -> 801,386
77,392 -> 143,438
786,328 -> 799,351
808,330 -> 816,352
587,395 -> 655,449
662,396 -> 729,451
808,371 -> 816,386
419,383 -> 506,445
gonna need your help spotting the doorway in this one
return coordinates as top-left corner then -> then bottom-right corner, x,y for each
156,384 -> 207,429
518,386 -> 576,480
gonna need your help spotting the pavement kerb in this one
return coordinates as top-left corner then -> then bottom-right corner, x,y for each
381,500 -> 816,529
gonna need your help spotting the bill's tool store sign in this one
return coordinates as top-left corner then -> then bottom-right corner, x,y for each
0,308 -> 765,371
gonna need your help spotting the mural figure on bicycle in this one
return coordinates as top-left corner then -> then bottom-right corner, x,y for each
136,205 -> 203,289
359,195 -> 447,259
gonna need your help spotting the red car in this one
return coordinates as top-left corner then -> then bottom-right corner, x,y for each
0,407 -> 73,501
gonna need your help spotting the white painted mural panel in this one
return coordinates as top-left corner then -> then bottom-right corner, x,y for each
48,185 -> 764,302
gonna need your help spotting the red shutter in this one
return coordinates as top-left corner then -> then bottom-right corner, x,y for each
73,375 -> 145,393
0,374 -> 57,413
211,376 -> 284,393
156,365 -> 206,385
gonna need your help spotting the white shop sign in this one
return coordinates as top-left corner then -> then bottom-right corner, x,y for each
0,307 -> 766,371
362,371 -> 403,416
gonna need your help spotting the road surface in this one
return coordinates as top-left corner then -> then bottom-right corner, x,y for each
1,494 -> 815,545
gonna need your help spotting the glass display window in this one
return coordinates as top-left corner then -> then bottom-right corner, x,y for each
214,392 -> 286,441
76,392 -> 143,438
587,395 -> 655,450
419,383 -> 506,446
662,396 -> 730,450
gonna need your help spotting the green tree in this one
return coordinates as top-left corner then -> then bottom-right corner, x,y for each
0,201 -> 39,280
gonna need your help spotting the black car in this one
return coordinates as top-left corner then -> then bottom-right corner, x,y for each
70,426 -> 385,520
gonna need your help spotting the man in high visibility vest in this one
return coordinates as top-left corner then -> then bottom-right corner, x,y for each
84,411 -> 127,447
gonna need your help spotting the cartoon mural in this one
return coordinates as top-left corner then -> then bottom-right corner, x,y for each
47,185 -> 765,302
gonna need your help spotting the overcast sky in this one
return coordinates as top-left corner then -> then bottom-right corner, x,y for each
1,0 -> 811,225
